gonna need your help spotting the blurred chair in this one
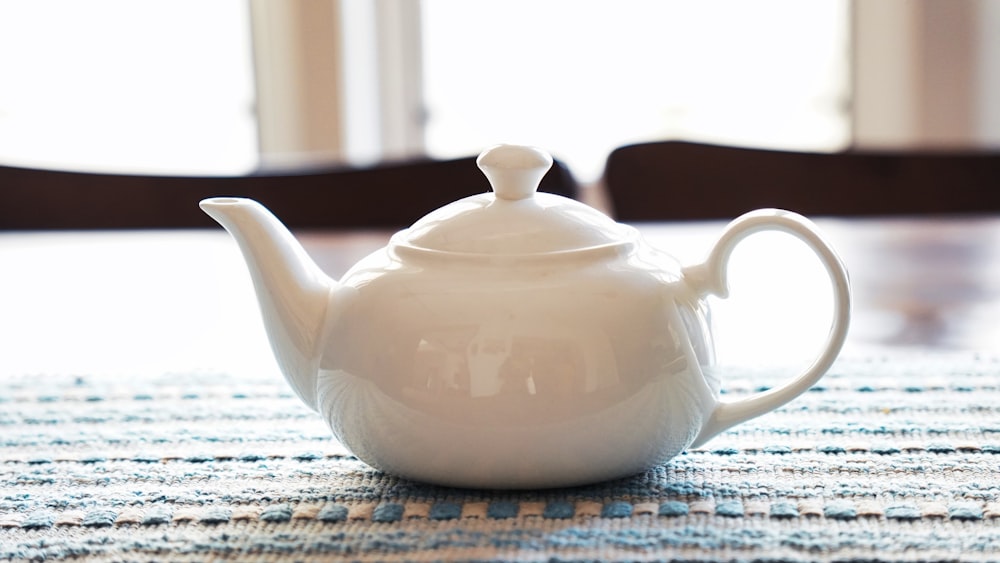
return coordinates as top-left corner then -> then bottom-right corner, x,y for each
603,140 -> 1000,221
0,155 -> 578,230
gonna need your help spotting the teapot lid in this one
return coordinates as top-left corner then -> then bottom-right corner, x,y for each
398,145 -> 632,256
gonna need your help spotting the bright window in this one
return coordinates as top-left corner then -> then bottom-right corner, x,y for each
421,0 -> 850,181
0,0 -> 257,175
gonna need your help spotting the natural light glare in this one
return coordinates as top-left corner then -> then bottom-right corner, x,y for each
421,0 -> 850,181
0,1 -> 257,175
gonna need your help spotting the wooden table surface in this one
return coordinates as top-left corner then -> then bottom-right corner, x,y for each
1,215 -> 997,380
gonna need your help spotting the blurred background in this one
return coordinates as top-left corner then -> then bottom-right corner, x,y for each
0,0 -> 997,186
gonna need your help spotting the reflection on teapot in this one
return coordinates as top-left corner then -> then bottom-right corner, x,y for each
201,144 -> 850,489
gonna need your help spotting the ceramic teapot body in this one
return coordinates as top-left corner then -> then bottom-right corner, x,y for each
201,145 -> 851,489
318,237 -> 717,488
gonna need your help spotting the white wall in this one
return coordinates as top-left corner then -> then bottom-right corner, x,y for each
853,0 -> 1000,149
976,0 -> 1000,146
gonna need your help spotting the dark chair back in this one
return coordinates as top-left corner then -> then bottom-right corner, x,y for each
603,141 -> 1000,221
0,156 -> 578,230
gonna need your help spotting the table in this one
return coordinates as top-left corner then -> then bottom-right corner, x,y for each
1,216 -> 999,561
2,216 -> 996,376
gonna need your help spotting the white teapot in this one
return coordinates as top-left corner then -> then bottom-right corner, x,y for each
201,144 -> 850,489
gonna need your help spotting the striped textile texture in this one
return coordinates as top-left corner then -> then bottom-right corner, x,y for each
2,352 -> 1000,562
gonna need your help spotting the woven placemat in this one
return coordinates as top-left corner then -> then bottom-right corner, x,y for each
3,351 -> 1000,562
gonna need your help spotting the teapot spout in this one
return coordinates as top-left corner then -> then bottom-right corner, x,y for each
200,197 -> 334,410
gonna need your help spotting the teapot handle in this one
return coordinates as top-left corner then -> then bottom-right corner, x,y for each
683,208 -> 852,448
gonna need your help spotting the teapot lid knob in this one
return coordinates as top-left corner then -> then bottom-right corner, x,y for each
477,144 -> 553,201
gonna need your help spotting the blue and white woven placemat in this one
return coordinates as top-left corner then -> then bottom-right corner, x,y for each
3,351 -> 1000,561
